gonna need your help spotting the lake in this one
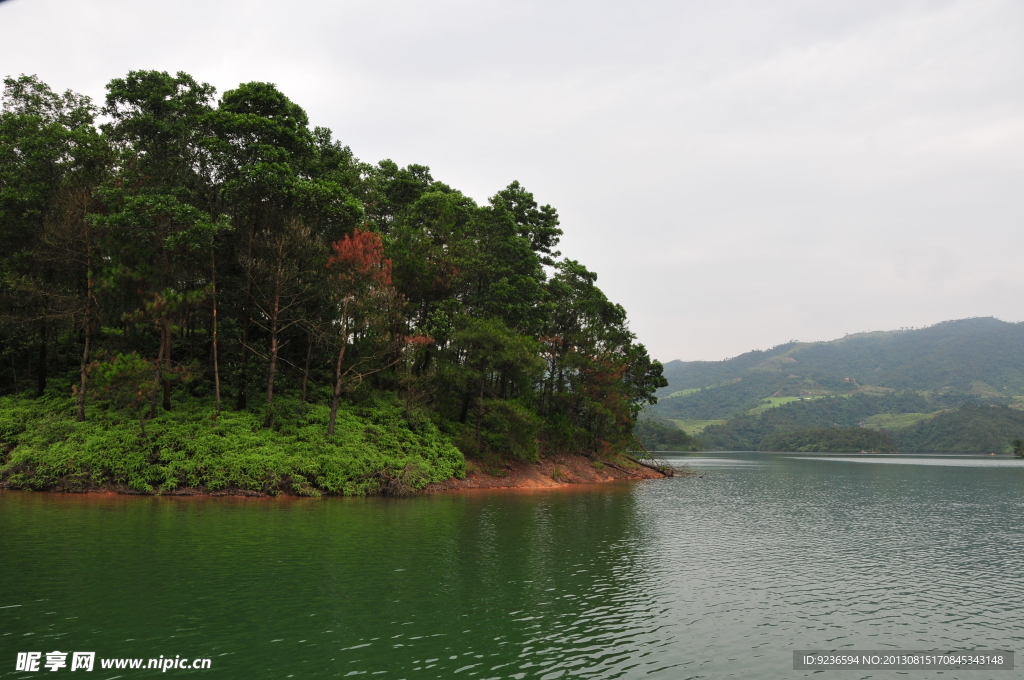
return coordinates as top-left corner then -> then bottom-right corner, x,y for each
2,452 -> 1023,679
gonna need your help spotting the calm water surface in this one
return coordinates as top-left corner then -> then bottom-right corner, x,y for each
2,452 -> 1023,679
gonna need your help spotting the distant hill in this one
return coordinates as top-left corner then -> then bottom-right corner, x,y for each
652,318 -> 1024,452
660,317 -> 1024,396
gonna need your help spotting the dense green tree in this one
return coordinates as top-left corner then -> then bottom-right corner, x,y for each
0,75 -> 107,412
489,180 -> 562,265
442,316 -> 544,459
538,260 -> 667,454
0,71 -> 665,466
95,71 -> 219,413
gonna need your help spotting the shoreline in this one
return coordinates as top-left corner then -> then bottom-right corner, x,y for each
0,452 -> 675,498
424,452 -> 671,493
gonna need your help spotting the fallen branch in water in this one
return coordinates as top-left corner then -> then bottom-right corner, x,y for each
626,435 -> 675,476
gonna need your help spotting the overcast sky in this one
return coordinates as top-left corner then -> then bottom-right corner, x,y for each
2,0 -> 1022,362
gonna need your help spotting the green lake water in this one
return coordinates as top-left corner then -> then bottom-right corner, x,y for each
2,452 -> 1023,679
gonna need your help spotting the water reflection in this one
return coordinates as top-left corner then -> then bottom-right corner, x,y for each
2,453 -> 1023,679
1,488 -> 666,678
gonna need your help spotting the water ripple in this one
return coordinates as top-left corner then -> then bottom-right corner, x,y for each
2,453 -> 1023,678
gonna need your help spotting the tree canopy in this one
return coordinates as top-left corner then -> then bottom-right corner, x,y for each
0,71 -> 666,463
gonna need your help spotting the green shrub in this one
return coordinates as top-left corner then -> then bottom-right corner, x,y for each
455,398 -> 541,462
0,393 -> 464,495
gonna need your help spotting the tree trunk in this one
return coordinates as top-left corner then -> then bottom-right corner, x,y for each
236,317 -> 250,410
327,302 -> 351,437
150,331 -> 165,419
211,256 -> 221,419
159,239 -> 172,412
327,343 -> 347,436
300,336 -> 313,404
78,238 -> 94,422
236,226 -> 256,411
36,319 -> 47,397
475,375 -> 485,456
263,292 -> 281,428
77,332 -> 90,422
236,273 -> 253,411
162,322 -> 172,411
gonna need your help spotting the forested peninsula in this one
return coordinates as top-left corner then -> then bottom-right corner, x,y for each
0,71 -> 667,495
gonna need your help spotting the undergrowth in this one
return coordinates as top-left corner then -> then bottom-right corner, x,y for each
0,393 -> 464,496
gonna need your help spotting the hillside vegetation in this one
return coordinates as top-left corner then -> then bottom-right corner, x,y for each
652,318 -> 1024,452
659,317 -> 1024,396
0,72 -> 665,493
760,428 -> 897,453
634,414 -> 702,452
0,394 -> 463,495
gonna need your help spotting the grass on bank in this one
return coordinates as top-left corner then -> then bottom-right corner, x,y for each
745,395 -> 834,415
670,419 -> 725,435
0,393 -> 464,496
861,411 -> 944,430
666,387 -> 701,398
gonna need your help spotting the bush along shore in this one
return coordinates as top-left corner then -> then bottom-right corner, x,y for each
0,394 -> 466,496
0,71 -> 668,494
0,393 -> 671,496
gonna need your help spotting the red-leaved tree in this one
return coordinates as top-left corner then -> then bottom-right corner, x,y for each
328,227 -> 393,287
324,228 -> 400,435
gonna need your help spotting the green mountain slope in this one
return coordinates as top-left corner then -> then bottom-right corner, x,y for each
660,318 -> 1024,396
655,371 -> 860,421
697,392 -> 929,451
654,318 -> 1024,452
892,404 -> 1024,453
658,343 -> 799,395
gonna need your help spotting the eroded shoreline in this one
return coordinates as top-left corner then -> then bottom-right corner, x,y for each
424,452 -> 670,492
0,453 -> 675,498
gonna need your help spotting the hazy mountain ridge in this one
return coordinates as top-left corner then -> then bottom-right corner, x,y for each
648,318 -> 1024,452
